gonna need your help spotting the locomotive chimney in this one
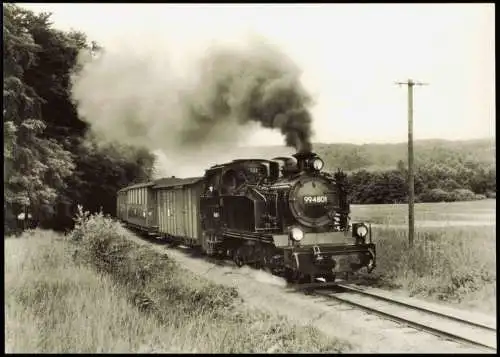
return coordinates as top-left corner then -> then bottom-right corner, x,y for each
292,152 -> 318,171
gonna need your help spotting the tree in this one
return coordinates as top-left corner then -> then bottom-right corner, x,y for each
4,4 -> 156,232
4,4 -> 75,229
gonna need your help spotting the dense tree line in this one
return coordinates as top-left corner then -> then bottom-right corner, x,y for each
315,138 -> 495,172
312,138 -> 495,205
4,4 -> 155,233
346,161 -> 496,204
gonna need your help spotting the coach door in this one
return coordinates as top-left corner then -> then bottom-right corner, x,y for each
147,188 -> 158,228
174,187 -> 186,237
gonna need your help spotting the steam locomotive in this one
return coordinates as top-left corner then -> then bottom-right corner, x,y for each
117,152 -> 376,284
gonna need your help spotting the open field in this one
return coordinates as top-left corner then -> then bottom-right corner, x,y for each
350,200 -> 496,315
351,199 -> 496,227
5,225 -> 348,353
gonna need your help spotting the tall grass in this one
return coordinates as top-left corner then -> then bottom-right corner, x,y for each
359,225 -> 496,313
5,210 -> 350,353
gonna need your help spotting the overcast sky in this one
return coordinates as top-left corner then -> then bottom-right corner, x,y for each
20,3 -> 495,145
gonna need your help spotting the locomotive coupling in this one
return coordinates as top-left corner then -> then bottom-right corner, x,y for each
312,245 -> 335,266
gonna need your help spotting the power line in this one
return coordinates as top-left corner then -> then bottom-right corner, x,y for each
395,79 -> 428,247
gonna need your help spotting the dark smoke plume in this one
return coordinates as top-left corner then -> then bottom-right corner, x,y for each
71,37 -> 314,176
182,40 -> 314,152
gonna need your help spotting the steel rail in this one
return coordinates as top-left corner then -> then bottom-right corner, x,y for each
314,286 -> 496,352
338,283 -> 496,331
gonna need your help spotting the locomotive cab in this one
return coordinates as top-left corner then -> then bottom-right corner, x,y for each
272,156 -> 299,177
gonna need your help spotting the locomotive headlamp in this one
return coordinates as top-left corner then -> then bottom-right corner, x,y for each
311,158 -> 324,171
355,224 -> 368,238
289,227 -> 304,242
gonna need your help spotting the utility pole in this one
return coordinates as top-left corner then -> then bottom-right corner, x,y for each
395,79 -> 428,247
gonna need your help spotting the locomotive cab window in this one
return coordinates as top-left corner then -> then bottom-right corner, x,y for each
221,170 -> 239,194
204,171 -> 221,196
243,163 -> 267,184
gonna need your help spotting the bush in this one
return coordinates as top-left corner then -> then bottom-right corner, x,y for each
70,205 -> 238,315
485,191 -> 496,199
449,188 -> 480,202
418,188 -> 453,203
68,206 -> 347,353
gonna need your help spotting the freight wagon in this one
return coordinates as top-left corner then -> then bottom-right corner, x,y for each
116,181 -> 158,235
117,177 -> 205,245
154,177 -> 204,247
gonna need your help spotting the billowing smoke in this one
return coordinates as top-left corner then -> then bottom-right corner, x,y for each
71,36 -> 314,177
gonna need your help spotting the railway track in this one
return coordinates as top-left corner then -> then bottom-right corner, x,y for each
314,284 -> 497,352
129,229 -> 496,352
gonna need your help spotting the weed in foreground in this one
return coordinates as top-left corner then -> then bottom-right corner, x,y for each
356,226 -> 496,313
5,207 -> 350,353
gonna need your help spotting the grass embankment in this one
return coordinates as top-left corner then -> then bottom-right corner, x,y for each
357,225 -> 496,314
5,210 -> 350,353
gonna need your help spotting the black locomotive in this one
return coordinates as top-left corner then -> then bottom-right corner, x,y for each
117,151 -> 376,284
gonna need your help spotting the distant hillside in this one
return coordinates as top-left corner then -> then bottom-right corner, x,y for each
244,138 -> 495,172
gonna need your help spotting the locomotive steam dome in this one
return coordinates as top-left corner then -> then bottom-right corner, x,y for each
288,176 -> 338,228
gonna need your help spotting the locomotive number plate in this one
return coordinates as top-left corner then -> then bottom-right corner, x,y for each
303,195 -> 328,204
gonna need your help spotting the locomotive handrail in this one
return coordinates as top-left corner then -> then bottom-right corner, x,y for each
251,187 -> 267,203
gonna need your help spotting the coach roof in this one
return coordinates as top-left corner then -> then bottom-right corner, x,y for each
153,176 -> 203,189
117,181 -> 155,192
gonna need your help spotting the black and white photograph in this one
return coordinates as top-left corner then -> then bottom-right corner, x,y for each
4,3 -> 495,353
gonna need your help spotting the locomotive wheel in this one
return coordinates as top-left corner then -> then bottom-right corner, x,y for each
284,268 -> 303,284
234,256 -> 244,267
213,250 -> 226,260
325,273 -> 336,283
283,268 -> 294,283
258,256 -> 270,273
233,248 -> 244,267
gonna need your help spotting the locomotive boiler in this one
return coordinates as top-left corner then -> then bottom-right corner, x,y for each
117,151 -> 376,284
